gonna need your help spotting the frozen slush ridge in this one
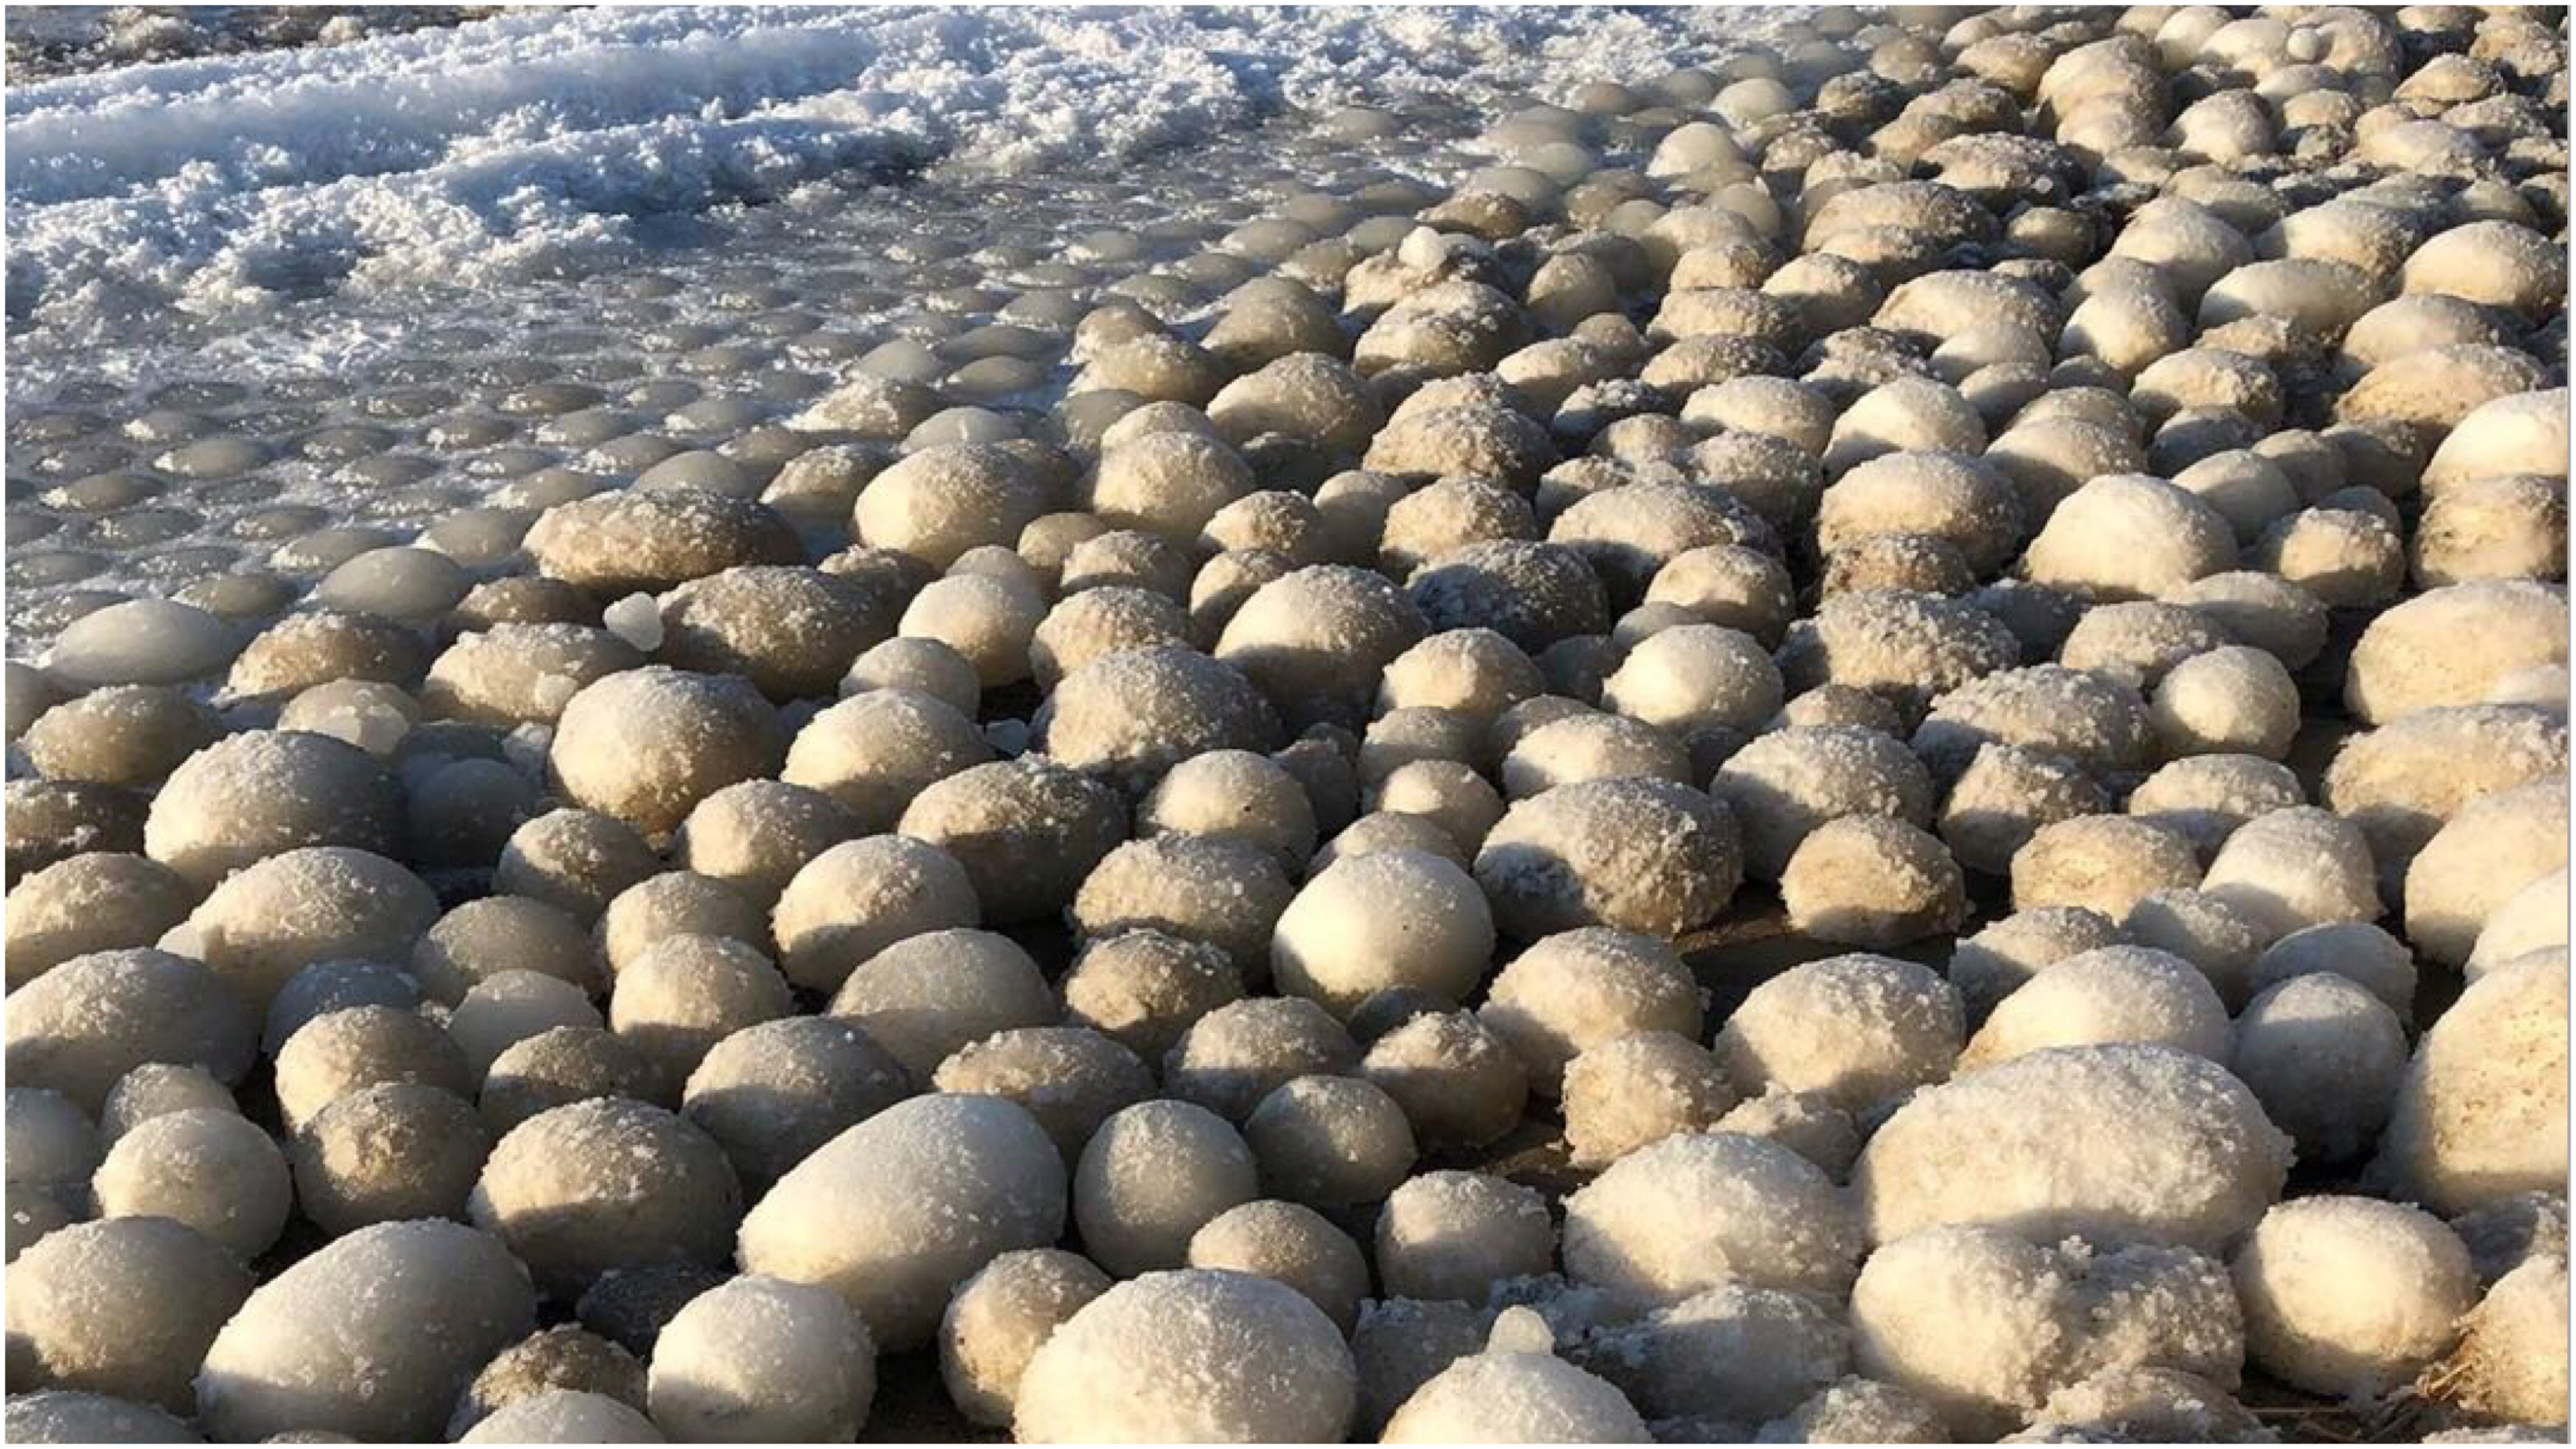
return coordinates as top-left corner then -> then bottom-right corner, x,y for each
5,6 -> 1759,330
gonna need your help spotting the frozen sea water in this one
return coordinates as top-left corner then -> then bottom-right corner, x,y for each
5,6 -> 1803,655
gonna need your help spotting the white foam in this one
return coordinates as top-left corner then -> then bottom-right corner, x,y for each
6,7 -> 1771,335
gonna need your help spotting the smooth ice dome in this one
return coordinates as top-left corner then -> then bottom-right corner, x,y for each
740,1093 -> 1066,1350
648,1274 -> 877,1441
1272,850 -> 1494,1017
1014,1269 -> 1357,1443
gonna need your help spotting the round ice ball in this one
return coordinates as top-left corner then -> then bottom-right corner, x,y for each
290,1082 -> 491,1237
2229,973 -> 2407,1165
1563,1131 -> 1863,1312
6,1215 -> 253,1413
1474,777 -> 1743,938
1853,1043 -> 2292,1252
2231,1196 -> 2480,1399
1714,953 -> 1963,1110
1187,1198 -> 1371,1334
468,1097 -> 741,1299
194,1219 -> 537,1442
738,1093 -> 1066,1350
1477,927 -> 1702,1099
91,1107 -> 290,1261
1073,1097 -> 1260,1277
680,1017 -> 911,1193
2375,956 -> 2568,1216
5,949 -> 256,1114
939,1249 -> 1113,1428
1013,1269 -> 1357,1443
1382,1311 -> 1648,1443
1272,850 -> 1494,1017
144,732 -> 406,889
648,1275 -> 876,1441
548,668 -> 785,837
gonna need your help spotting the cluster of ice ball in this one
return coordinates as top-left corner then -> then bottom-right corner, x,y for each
6,2 -> 2573,1443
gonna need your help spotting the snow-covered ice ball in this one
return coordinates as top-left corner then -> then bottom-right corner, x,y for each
1058,928 -> 1243,1059
1187,1198 -> 1371,1333
2198,805 -> 2381,942
1910,663 -> 2154,784
1710,725 -> 1935,879
1498,710 -> 1694,797
496,808 -> 661,924
739,1093 -> 1066,1350
289,1082 -> 489,1237
2057,601 -> 2233,691
680,1017 -> 909,1193
1161,993 -> 1361,1121
1350,1297 -> 1488,1435
98,1063 -> 234,1145
4,949 -> 254,1114
1073,1097 -> 1259,1276
2016,1365 -> 2269,1443
2347,581 -> 2570,725
2449,1252 -> 2572,1426
458,1390 -> 662,1444
1028,587 -> 1189,692
938,1249 -> 1111,1428
770,834 -> 979,994
843,635 -> 981,715
1563,1030 -> 1738,1168
1759,1375 -> 1949,1443
4,854 -> 196,992
411,897 -> 595,1009
2121,888 -> 2265,1009
272,1003 -> 470,1133
2150,646 -> 2298,760
1138,747 -> 1315,867
1960,945 -> 2233,1070
1853,1043 -> 2292,1252
2406,777 -> 2568,969
2324,704 -> 2567,892
1949,907 -> 2127,1026
599,871 -> 769,975
2010,815 -> 2202,919
2023,474 -> 2237,601
1073,833 -> 1294,984
1216,564 -> 1428,728
855,443 -> 1049,568
2231,1196 -> 2479,1399
526,489 -> 799,594
1775,588 -> 2020,724
2246,920 -> 2421,1027
1601,622 -> 1784,737
933,1026 -> 1151,1166
1579,1280 -> 1850,1425
1714,953 -> 1962,1110
1565,1131 -> 1863,1312
1475,777 -> 1743,938
5,1215 -> 252,1413
1938,743 -> 2113,878
1383,1310 -> 1647,1443
1359,1008 -> 1529,1151
547,667 -> 785,837
670,778 -> 858,912
646,1274 -> 875,1441
194,1219 -> 536,1441
2375,955 -> 2568,1216
1272,850 -> 1493,1017
144,731 -> 405,889
1379,628 -> 1544,725
898,757 -> 1128,924
610,932 -> 793,1096
1243,1073 -> 1417,1208
1848,1225 -> 2244,1437
2169,571 -> 2330,672
2125,753 -> 2305,863
1376,1169 -> 1556,1304
826,927 -> 1054,1080
469,1097 -> 739,1299
1015,1269 -> 1357,1443
1781,815 -> 1968,948
20,684 -> 223,789
1477,927 -> 1702,1099
900,575 -> 1044,691
1045,650 -> 1283,789
2230,973 -> 2408,1166
421,623 -> 642,728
